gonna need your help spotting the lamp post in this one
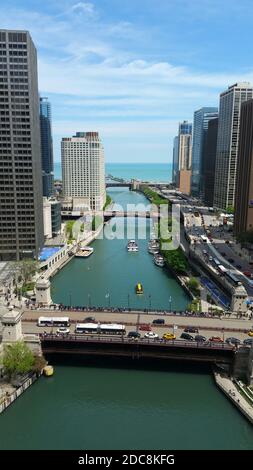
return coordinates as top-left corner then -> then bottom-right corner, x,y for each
149,294 -> 152,310
88,293 -> 91,309
69,292 -> 72,307
105,293 -> 110,308
128,293 -> 130,310
169,295 -> 172,312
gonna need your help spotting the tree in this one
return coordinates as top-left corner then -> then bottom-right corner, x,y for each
32,355 -> 47,375
3,341 -> 35,379
187,277 -> 200,296
17,259 -> 39,285
226,206 -> 234,214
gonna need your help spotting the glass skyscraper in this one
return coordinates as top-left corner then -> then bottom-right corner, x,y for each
40,97 -> 54,197
191,107 -> 218,198
172,121 -> 192,186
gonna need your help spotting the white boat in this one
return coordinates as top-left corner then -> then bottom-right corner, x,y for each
154,255 -> 165,267
127,240 -> 139,252
75,246 -> 94,258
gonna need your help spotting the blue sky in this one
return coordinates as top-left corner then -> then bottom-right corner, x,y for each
2,0 -> 253,163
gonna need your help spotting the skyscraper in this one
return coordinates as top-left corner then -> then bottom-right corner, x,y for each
191,107 -> 218,198
40,97 -> 54,197
214,82 -> 253,210
172,121 -> 192,187
202,118 -> 218,207
0,30 -> 44,261
61,132 -> 106,211
234,99 -> 253,237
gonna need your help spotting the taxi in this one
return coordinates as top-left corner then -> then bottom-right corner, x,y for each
163,333 -> 176,340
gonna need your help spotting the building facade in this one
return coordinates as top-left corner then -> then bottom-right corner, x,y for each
43,197 -> 61,239
214,82 -> 253,210
172,121 -> 192,187
202,118 -> 219,207
61,132 -> 106,211
40,97 -> 54,197
191,107 -> 218,198
234,99 -> 253,237
0,30 -> 44,261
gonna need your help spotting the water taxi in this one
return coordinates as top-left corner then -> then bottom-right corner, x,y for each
135,283 -> 143,294
148,240 -> 160,254
127,240 -> 139,252
75,246 -> 94,258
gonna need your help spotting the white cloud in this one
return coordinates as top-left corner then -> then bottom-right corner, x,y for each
71,2 -> 96,17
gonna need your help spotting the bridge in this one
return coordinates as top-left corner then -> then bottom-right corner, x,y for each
103,210 -> 160,219
41,334 -> 235,368
106,182 -> 131,188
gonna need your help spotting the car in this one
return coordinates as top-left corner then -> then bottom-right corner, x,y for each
243,338 -> 253,346
163,333 -> 176,340
180,332 -> 194,341
221,252 -> 226,256
152,318 -> 165,325
56,327 -> 70,335
225,337 -> 241,345
184,327 -> 199,333
144,331 -> 159,339
243,271 -> 252,278
195,335 -> 206,342
228,258 -> 234,263
203,250 -> 207,255
209,336 -> 223,343
236,265 -> 242,269
128,331 -> 141,338
209,256 -> 213,262
225,240 -> 230,244
248,331 -> 253,337
139,324 -> 152,331
84,316 -> 96,323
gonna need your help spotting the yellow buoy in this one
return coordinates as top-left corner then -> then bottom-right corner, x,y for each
43,365 -> 54,377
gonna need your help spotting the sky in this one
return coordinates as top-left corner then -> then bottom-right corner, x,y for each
1,0 -> 253,163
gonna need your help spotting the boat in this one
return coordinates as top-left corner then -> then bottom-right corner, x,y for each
135,283 -> 143,294
148,246 -> 159,254
154,255 -> 165,267
148,240 -> 159,254
127,240 -> 139,252
43,365 -> 54,377
75,246 -> 94,258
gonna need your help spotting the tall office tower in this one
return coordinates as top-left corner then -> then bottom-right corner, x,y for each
214,82 -> 253,210
202,118 -> 218,207
61,132 -> 106,211
0,30 -> 44,261
40,97 -> 54,197
191,107 -> 218,198
172,136 -> 179,185
172,121 -> 192,187
234,99 -> 253,237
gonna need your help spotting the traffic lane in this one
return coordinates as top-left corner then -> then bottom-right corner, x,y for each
22,322 -> 252,343
21,312 -> 253,332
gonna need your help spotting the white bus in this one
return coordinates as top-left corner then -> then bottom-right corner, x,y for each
200,235 -> 210,243
217,264 -> 227,274
38,317 -> 70,327
75,323 -> 126,335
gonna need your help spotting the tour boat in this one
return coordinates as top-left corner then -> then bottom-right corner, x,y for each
75,246 -> 94,258
154,255 -> 165,267
127,240 -> 139,252
135,283 -> 144,294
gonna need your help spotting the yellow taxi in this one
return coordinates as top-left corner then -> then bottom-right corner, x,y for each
248,331 -> 253,337
163,333 -> 176,340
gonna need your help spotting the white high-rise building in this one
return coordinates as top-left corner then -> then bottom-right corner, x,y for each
61,132 -> 106,211
214,82 -> 253,210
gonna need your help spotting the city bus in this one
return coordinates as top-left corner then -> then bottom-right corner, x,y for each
200,235 -> 210,243
217,264 -> 227,274
75,323 -> 126,335
38,317 -> 70,327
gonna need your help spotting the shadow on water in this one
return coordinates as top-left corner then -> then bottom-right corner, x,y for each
45,353 -> 212,376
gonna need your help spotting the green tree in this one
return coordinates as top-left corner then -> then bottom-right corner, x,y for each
3,341 -> 35,379
103,194 -> 113,210
187,277 -> 200,296
17,259 -> 39,285
226,206 -> 234,214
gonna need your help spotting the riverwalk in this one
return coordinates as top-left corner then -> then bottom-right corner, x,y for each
214,372 -> 253,424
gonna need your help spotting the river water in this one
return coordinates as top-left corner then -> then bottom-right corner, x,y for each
0,187 -> 253,450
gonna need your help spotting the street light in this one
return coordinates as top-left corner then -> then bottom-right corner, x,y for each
69,292 -> 72,307
149,294 -> 152,309
88,293 -> 91,308
105,292 -> 110,308
127,293 -> 130,310
169,295 -> 172,312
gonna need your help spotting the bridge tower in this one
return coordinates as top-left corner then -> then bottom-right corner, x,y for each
35,277 -> 52,306
1,308 -> 23,343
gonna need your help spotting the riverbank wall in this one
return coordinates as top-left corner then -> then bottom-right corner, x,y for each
0,372 -> 41,414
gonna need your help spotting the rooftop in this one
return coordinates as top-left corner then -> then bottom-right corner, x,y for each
38,246 -> 61,262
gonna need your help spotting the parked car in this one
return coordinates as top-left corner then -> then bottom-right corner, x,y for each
228,258 -> 234,263
139,324 -> 152,331
84,317 -> 96,323
163,333 -> 176,340
225,337 -> 241,345
209,256 -> 213,262
195,335 -> 206,342
248,331 -> 253,337
152,318 -> 165,325
180,332 -> 194,341
221,252 -> 226,256
236,265 -> 242,269
209,336 -> 223,343
184,327 -> 199,333
144,331 -> 159,339
128,331 -> 141,339
243,271 -> 252,278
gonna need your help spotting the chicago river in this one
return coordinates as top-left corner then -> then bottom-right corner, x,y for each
0,187 -> 253,449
